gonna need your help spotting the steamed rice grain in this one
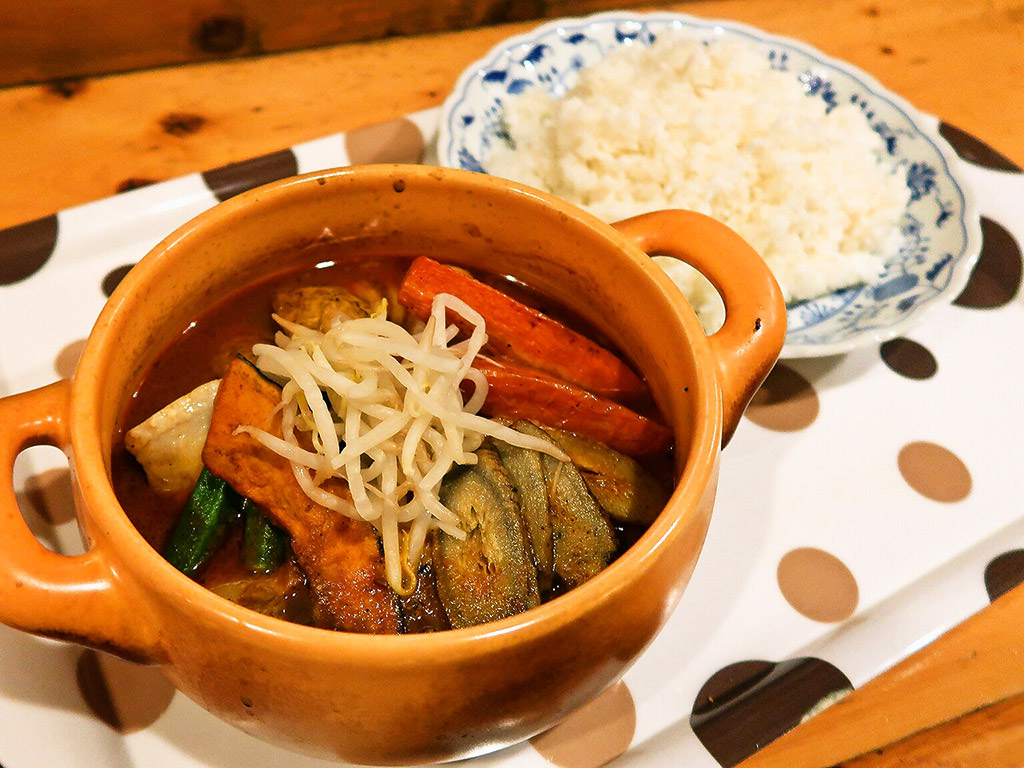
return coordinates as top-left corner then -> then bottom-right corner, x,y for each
486,37 -> 910,331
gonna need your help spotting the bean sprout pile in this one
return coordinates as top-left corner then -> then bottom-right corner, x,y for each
236,293 -> 566,594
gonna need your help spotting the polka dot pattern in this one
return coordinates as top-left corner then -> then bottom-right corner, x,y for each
345,118 -> 425,165
939,122 -> 1023,173
954,218 -> 1022,309
20,468 -> 77,528
101,264 -> 134,297
690,658 -> 852,767
0,213 -> 59,284
744,363 -> 819,431
530,682 -> 635,767
201,148 -> 299,202
54,339 -> 87,378
777,548 -> 859,622
880,337 -> 937,379
897,442 -> 972,503
77,650 -> 121,730
984,550 -> 1024,603
76,649 -> 175,732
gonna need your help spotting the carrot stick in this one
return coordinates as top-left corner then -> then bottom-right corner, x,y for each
472,359 -> 672,457
398,256 -> 646,400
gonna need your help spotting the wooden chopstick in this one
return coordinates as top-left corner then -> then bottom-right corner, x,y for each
736,582 -> 1024,767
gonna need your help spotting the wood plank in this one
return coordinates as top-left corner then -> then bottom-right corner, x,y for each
0,0 -> 681,87
841,692 -> 1024,768
0,0 -> 1020,230
738,584 -> 1024,767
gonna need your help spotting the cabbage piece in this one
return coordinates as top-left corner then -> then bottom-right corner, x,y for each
125,379 -> 220,495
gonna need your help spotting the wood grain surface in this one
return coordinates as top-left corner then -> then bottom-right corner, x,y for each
842,693 -> 1024,768
0,0 -> 1022,230
0,0 -> 677,87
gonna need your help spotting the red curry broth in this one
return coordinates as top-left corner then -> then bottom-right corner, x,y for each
111,251 -> 671,631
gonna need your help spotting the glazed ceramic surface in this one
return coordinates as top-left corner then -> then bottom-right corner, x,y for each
0,165 -> 784,764
437,12 -> 983,358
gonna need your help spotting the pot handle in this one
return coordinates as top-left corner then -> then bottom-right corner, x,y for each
0,380 -> 159,662
613,210 -> 787,445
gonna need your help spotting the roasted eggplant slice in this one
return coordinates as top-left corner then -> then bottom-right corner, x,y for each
510,421 -> 617,589
492,438 -> 554,584
536,424 -> 670,525
434,442 -> 540,628
545,459 -> 617,589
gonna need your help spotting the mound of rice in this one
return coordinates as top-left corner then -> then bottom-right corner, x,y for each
486,37 -> 910,331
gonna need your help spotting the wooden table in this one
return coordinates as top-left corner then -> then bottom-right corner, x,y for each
1,0 -> 1022,231
2,1 -> 1023,765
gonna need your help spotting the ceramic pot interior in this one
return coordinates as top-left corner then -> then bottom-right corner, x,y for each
86,166 -> 708,484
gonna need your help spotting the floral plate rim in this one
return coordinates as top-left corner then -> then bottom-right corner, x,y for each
437,10 -> 983,360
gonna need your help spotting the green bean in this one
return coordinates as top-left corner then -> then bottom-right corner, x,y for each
242,499 -> 288,573
164,468 -> 240,577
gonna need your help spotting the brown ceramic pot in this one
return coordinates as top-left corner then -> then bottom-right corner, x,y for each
0,165 -> 784,764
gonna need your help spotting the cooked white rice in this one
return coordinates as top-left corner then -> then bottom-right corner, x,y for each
487,36 -> 909,331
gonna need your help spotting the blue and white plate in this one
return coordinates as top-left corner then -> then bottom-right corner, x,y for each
438,12 -> 982,358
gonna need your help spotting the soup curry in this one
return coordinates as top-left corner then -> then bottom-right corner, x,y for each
112,252 -> 674,634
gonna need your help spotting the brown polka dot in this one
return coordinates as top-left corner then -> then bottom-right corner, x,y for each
102,264 -> 135,297
744,363 -> 819,431
0,214 -> 59,285
880,337 -> 937,379
954,218 -> 1022,309
160,112 -> 206,137
345,118 -> 425,165
530,682 -> 635,767
100,652 -> 176,731
777,548 -> 859,622
55,338 -> 87,378
939,123 -> 1022,173
984,550 -> 1024,603
897,441 -> 972,502
77,649 -> 175,733
691,658 -> 852,768
202,149 -> 299,202
77,650 -> 122,730
21,467 -> 76,527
